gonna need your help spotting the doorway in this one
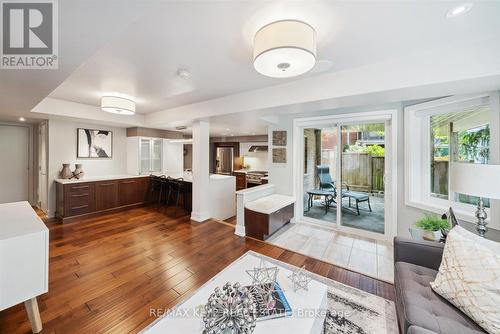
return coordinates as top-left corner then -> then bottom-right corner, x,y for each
294,110 -> 397,242
302,122 -> 386,235
0,125 -> 30,203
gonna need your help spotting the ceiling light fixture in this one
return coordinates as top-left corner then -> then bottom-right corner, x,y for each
19,117 -> 25,122
101,96 -> 136,115
253,20 -> 316,78
446,3 -> 473,18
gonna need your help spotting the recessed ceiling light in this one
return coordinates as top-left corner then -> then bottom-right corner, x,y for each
19,117 -> 25,122
226,128 -> 230,131
101,96 -> 135,115
446,3 -> 473,18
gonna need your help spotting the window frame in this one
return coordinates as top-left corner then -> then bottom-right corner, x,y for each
404,92 -> 500,229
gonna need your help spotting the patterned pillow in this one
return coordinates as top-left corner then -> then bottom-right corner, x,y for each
430,226 -> 500,334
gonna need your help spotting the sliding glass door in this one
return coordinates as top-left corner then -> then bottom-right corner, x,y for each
300,116 -> 393,239
339,123 -> 385,234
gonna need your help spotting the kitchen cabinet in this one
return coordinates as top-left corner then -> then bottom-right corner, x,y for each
56,176 -> 150,222
95,181 -> 119,211
234,171 -> 246,190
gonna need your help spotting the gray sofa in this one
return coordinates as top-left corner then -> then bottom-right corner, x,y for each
394,237 -> 485,334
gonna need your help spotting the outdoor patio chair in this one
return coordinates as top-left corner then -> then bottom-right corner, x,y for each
316,165 -> 350,196
316,165 -> 371,215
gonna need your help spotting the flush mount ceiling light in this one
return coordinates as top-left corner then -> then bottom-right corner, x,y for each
253,20 -> 316,78
101,96 -> 136,115
446,3 -> 473,18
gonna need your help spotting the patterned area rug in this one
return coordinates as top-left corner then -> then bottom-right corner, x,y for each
257,252 -> 398,334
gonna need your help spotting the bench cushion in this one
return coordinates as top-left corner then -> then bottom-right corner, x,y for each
244,194 -> 295,215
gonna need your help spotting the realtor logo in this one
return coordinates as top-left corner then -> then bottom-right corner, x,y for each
1,0 -> 58,69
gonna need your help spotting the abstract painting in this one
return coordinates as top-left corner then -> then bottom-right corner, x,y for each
77,128 -> 113,158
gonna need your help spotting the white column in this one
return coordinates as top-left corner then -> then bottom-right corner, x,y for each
190,120 -> 211,222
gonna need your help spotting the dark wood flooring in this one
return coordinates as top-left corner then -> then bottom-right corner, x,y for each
0,205 -> 394,334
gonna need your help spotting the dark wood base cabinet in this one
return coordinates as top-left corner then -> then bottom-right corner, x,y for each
56,177 -> 150,222
244,203 -> 294,240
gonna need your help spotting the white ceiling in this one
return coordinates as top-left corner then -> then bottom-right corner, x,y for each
2,1 -> 500,137
0,1 -> 162,121
46,0 -> 500,115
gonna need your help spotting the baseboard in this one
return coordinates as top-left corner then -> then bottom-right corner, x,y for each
190,211 -> 211,222
235,224 -> 246,237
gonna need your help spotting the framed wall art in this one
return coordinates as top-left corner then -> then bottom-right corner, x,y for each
272,130 -> 287,146
272,148 -> 287,163
77,128 -> 113,158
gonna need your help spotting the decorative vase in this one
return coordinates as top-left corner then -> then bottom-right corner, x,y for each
60,164 -> 72,179
73,164 -> 84,179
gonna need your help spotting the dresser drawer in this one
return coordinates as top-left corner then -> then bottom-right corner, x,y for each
65,184 -> 95,217
65,183 -> 94,194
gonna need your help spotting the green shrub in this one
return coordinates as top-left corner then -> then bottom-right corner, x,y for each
344,143 -> 385,156
365,145 -> 384,157
415,214 -> 450,232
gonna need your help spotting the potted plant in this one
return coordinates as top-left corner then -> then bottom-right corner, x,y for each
413,214 -> 450,241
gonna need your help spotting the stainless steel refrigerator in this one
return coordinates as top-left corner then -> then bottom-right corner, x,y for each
215,147 -> 234,175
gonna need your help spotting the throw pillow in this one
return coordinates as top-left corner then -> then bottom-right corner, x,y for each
430,226 -> 500,334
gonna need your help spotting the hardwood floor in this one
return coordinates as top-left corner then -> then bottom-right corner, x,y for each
0,205 -> 394,334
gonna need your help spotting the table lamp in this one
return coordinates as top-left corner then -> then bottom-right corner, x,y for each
449,162 -> 500,237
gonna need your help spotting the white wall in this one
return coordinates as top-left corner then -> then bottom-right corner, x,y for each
240,142 -> 269,171
0,125 -> 31,204
163,141 -> 184,174
267,119 -> 294,196
47,119 -> 128,217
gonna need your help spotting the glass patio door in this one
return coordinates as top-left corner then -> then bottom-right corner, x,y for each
338,123 -> 386,235
301,119 -> 390,238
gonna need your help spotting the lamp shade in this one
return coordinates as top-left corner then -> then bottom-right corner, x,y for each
253,20 -> 316,78
101,96 -> 136,115
449,163 -> 500,199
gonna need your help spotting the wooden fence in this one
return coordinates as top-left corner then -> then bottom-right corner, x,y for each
342,153 -> 384,193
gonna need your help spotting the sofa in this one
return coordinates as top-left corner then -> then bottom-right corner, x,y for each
394,237 -> 486,334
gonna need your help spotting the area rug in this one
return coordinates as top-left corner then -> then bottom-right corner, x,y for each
142,251 -> 397,334
255,252 -> 398,334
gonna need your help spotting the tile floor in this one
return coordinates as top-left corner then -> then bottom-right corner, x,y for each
266,222 -> 394,283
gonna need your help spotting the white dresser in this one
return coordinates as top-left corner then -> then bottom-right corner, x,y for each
0,201 -> 49,333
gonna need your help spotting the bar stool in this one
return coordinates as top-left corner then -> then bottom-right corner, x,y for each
166,177 -> 185,217
149,175 -> 166,205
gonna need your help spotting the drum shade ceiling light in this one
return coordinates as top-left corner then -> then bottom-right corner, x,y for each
101,96 -> 136,115
253,20 -> 316,78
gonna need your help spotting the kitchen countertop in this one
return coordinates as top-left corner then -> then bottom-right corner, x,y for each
244,194 -> 295,215
55,172 -> 194,184
54,172 -> 237,184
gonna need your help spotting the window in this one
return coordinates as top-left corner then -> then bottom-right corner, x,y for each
405,93 -> 499,226
430,107 -> 491,206
140,138 -> 163,174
